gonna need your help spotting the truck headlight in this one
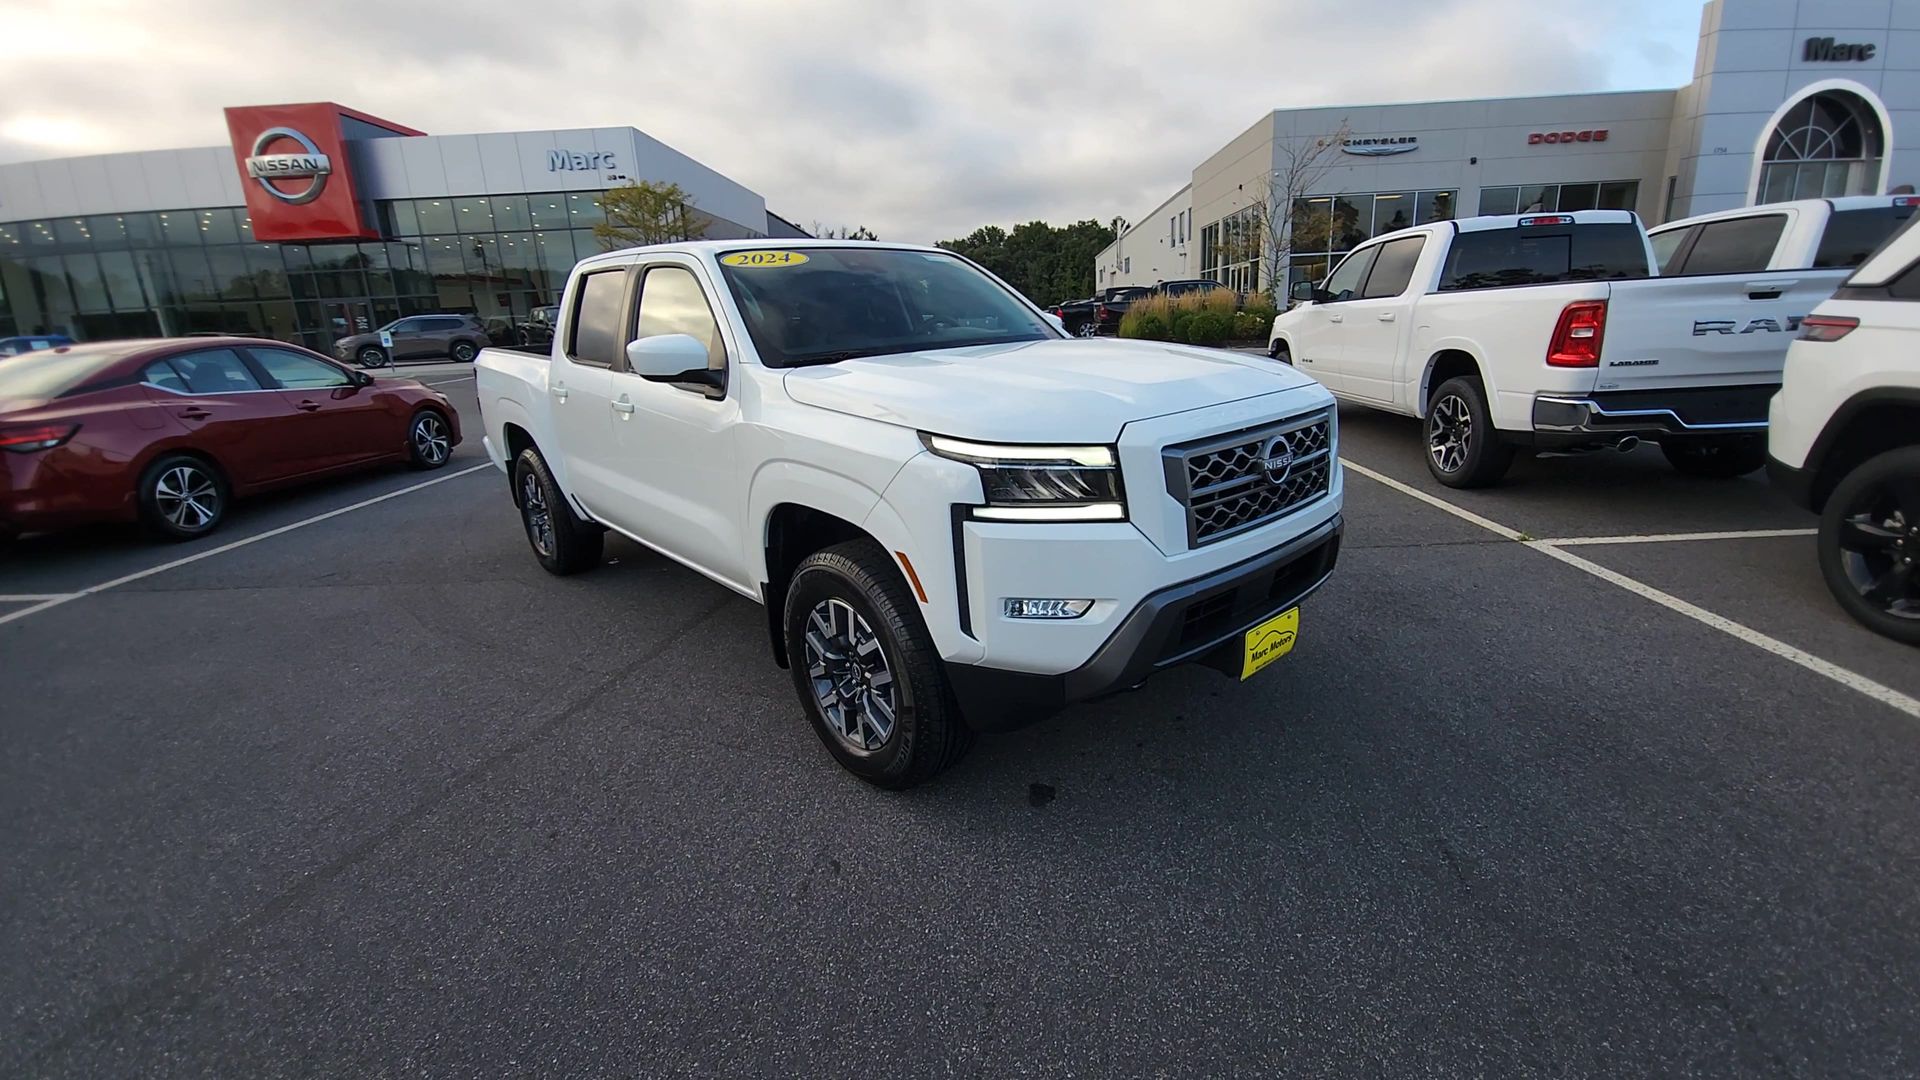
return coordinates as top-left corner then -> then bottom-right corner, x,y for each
922,434 -> 1125,521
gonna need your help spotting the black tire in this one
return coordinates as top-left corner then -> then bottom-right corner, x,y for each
450,340 -> 478,363
406,409 -> 453,470
1270,340 -> 1292,365
1817,446 -> 1920,646
136,453 -> 228,542
1072,320 -> 1099,338
1660,435 -> 1767,478
511,447 -> 602,575
357,346 -> 388,369
783,539 -> 974,788
1424,376 -> 1513,488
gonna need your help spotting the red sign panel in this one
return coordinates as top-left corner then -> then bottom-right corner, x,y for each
223,103 -> 420,242
1528,129 -> 1609,146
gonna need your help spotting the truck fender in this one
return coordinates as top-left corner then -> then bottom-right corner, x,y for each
1413,340 -> 1494,419
746,461 -> 888,587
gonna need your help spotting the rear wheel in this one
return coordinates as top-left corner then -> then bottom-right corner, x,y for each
137,454 -> 227,541
450,340 -> 477,363
512,447 -> 602,575
1073,320 -> 1099,338
1818,446 -> 1920,646
1661,435 -> 1767,478
1270,340 -> 1292,365
1425,376 -> 1513,488
784,540 -> 973,788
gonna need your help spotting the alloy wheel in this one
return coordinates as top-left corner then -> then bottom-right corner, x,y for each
520,471 -> 555,557
1835,483 -> 1920,623
153,464 -> 219,531
1074,321 -> 1100,338
359,348 -> 386,368
412,414 -> 451,465
1429,394 -> 1472,474
802,598 -> 898,753
453,342 -> 476,362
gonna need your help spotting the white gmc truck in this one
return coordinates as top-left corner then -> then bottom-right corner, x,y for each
475,241 -> 1343,787
1268,204 -> 1913,488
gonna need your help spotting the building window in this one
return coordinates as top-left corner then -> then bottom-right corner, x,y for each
1477,180 -> 1639,216
1123,256 -> 1130,274
1284,188 -> 1457,294
1759,91 -> 1884,202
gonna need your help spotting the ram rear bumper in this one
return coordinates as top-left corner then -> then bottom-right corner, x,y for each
1530,385 -> 1778,442
945,514 -> 1342,732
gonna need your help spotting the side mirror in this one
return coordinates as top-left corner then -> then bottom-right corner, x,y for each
624,334 -> 725,397
350,369 -> 374,387
1289,281 -> 1317,303
1042,311 -> 1066,334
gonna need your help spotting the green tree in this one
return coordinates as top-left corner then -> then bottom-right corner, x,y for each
810,223 -> 879,240
936,218 -> 1117,306
594,180 -> 705,250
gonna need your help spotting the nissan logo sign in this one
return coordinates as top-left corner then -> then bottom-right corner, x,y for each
1261,433 -> 1297,486
244,127 -> 332,205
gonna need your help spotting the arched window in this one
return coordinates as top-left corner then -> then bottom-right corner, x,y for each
1759,91 -> 1885,201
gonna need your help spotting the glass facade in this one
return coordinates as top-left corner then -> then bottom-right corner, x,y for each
1283,188 -> 1457,294
0,191 -> 618,351
1476,180 -> 1639,217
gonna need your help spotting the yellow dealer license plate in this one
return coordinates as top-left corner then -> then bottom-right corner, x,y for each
1241,608 -> 1300,680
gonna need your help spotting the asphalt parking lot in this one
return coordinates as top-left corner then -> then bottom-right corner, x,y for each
5,365 -> 1918,1077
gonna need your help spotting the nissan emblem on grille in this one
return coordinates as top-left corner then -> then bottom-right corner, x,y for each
1170,412 -> 1333,545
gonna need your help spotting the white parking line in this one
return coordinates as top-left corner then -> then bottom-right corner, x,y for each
1540,528 -> 1818,547
1341,459 -> 1920,721
0,464 -> 492,629
0,594 -> 77,602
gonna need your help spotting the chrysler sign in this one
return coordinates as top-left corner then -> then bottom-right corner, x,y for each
244,127 -> 332,205
1341,136 -> 1417,157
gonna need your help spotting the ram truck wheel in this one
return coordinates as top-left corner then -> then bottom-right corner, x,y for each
783,539 -> 974,788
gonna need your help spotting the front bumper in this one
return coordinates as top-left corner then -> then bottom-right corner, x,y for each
1531,385 -> 1777,443
945,514 -> 1342,731
1766,454 -> 1816,511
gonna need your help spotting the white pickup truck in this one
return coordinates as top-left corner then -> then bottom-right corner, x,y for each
475,241 -> 1343,787
1267,207 -> 1903,487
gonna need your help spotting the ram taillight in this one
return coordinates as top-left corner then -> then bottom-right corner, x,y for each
0,423 -> 80,453
1546,300 -> 1608,368
1096,304 -> 1112,320
1798,314 -> 1859,342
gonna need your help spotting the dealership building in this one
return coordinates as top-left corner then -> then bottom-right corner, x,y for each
1098,0 -> 1920,297
0,102 -> 800,350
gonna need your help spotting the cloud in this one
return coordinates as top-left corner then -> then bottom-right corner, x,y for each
0,0 -> 1697,242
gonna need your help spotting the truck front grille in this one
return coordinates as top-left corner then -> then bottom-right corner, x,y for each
1164,410 -> 1334,546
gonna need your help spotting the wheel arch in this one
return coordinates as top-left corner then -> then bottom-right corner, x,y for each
1805,389 -> 1920,512
1418,347 -> 1489,419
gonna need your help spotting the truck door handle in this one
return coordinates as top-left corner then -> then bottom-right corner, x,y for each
551,383 -> 568,402
1329,313 -> 1344,323
295,400 -> 321,412
1745,280 -> 1794,300
612,397 -> 636,416
178,407 -> 211,420
1378,312 -> 1396,322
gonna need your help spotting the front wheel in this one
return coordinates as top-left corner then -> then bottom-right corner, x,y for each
1817,446 -> 1920,646
1661,435 -> 1767,478
137,454 -> 228,541
450,340 -> 477,363
1425,376 -> 1513,488
407,410 -> 453,470
784,540 -> 974,788
512,447 -> 602,575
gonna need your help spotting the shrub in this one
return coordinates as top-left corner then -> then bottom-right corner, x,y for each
1196,288 -> 1237,318
1241,298 -> 1278,325
1170,312 -> 1197,342
1231,312 -> 1268,340
1184,311 -> 1233,345
1119,310 -> 1169,340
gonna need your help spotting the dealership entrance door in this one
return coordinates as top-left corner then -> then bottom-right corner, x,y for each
323,300 -> 375,342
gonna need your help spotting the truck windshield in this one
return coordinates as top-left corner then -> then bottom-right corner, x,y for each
1438,223 -> 1650,291
715,247 -> 1056,367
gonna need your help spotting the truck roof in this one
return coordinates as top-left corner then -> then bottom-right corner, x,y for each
577,238 -> 946,271
1451,210 -> 1639,234
1650,195 -> 1920,234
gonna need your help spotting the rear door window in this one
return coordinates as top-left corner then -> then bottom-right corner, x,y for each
1439,223 -> 1649,291
143,360 -> 189,392
1673,215 -> 1786,275
1649,227 -> 1693,274
1813,206 -> 1918,269
1361,236 -> 1427,298
166,349 -> 265,394
568,269 -> 629,367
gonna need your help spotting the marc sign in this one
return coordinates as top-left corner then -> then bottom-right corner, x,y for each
244,127 -> 332,205
1529,129 -> 1608,146
1804,36 -> 1876,62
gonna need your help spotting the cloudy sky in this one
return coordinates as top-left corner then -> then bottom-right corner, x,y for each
1,0 -> 1704,242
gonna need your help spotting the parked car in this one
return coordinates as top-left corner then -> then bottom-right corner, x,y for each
0,338 -> 459,542
517,305 -> 561,349
1096,280 -> 1232,335
0,334 -> 74,357
1648,195 -> 1919,279
1269,209 -> 1835,488
334,314 -> 490,368
1767,216 -> 1920,646
476,241 -> 1342,788
1056,286 -> 1148,337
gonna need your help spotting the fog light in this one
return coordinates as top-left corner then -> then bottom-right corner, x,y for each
1003,598 -> 1093,619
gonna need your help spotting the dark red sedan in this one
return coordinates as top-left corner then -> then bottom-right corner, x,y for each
1,338 -> 461,541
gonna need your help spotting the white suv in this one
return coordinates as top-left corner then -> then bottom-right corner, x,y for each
1768,221 -> 1920,645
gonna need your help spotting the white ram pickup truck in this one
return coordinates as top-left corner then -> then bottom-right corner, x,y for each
475,241 -> 1343,787
1268,209 -> 1858,487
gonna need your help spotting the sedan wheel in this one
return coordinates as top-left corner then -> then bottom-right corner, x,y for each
138,454 -> 228,541
408,412 -> 452,469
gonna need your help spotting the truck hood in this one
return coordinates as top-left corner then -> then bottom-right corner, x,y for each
779,338 -> 1312,443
